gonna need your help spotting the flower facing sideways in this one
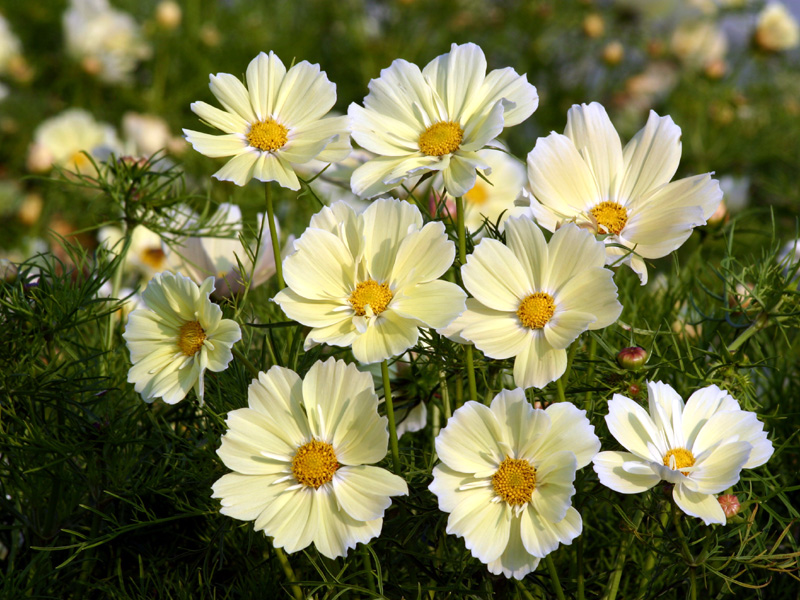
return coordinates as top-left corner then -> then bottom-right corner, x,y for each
525,102 -> 722,284
349,42 -> 538,198
446,218 -> 622,389
184,51 -> 350,189
273,198 -> 467,364
429,389 -> 600,578
212,358 -> 408,559
123,272 -> 242,404
593,381 -> 773,525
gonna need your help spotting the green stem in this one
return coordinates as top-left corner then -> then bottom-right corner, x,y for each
604,509 -> 644,600
274,546 -> 303,600
456,196 -> 478,402
381,360 -> 401,473
556,378 -> 567,404
439,370 -> 452,422
232,346 -> 260,379
545,554 -> 567,600
577,534 -> 585,600
360,546 -> 376,593
104,223 -> 132,369
638,505 -> 670,598
672,502 -> 694,565
584,336 -> 598,415
265,183 -> 285,289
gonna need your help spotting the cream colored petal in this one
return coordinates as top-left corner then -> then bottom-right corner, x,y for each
348,102 -> 420,156
305,320 -> 359,351
390,220 -> 455,288
461,100 -> 505,152
209,72 -> 257,123
272,61 -> 336,127
422,42 -> 487,123
223,407 -> 300,462
211,472 -> 287,521
212,151 -> 259,186
273,287 -> 350,328
245,51 -> 286,121
435,400 -> 504,475
504,216 -> 548,291
390,280 -> 466,329
530,403 -> 600,469
552,268 -> 621,331
446,484 -> 511,564
672,485 -> 725,526
605,394 -> 664,462
488,388 -> 549,453
350,310 -> 419,364
190,101 -> 248,135
545,223 -> 606,292
474,66 -> 539,127
351,155 -> 438,198
283,228 -> 353,300
362,198 -> 423,283
646,381 -> 685,450
251,153 -> 300,190
183,130 -> 247,158
281,115 -> 350,165
312,488 -> 383,559
362,58 -> 441,129
564,103 -> 624,201
681,385 -> 740,449
253,486 -> 316,553
462,238 -> 530,311
630,173 -> 722,221
543,310 -> 596,350
247,367 -> 311,445
333,465 -> 407,521
530,450 -> 577,523
429,463 -> 485,513
457,299 -> 531,359
689,440 -> 750,494
623,205 -> 704,259
487,518 -> 541,579
521,506 -> 582,558
618,111 -> 681,203
592,451 -> 661,494
527,133 -> 599,216
513,333 -> 567,390
442,152 -> 488,198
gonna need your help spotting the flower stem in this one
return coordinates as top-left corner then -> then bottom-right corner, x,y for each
545,554 -> 567,600
232,346 -> 260,379
104,222 -> 132,364
273,546 -> 303,600
604,509 -> 643,600
576,534 -> 585,600
381,360 -> 401,473
264,182 -> 285,289
456,195 -> 478,402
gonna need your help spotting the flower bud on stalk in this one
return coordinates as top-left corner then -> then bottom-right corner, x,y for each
617,346 -> 647,371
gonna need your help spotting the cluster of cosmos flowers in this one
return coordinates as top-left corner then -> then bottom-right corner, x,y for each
122,44 -> 773,579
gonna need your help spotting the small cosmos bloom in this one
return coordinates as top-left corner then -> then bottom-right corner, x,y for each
184,51 -> 350,189
446,218 -> 622,389
349,42 -> 538,198
755,2 -> 800,52
273,198 -> 467,364
429,389 -> 600,579
525,102 -> 722,284
123,272 -> 242,404
212,358 -> 408,559
592,381 -> 773,525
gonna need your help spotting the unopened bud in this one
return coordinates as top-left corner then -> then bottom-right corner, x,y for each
718,494 -> 740,518
617,346 -> 647,371
603,41 -> 624,65
583,14 -> 605,38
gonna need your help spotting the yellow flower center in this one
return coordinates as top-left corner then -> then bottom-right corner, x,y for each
590,201 -> 628,235
464,180 -> 489,206
418,121 -> 463,157
663,447 -> 695,476
140,247 -> 166,270
247,118 -> 288,152
517,292 -> 556,329
492,456 -> 537,506
69,151 -> 93,172
291,439 -> 339,489
178,320 -> 206,356
349,279 -> 393,317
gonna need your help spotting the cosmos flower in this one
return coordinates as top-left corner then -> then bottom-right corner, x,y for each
212,358 -> 408,559
349,42 -> 538,198
593,381 -> 773,525
525,102 -> 722,284
446,218 -> 622,389
274,198 -> 466,364
123,272 -> 241,404
184,51 -> 350,189
429,389 -> 600,578
755,2 -> 800,52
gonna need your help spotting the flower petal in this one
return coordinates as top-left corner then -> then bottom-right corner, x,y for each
282,228 -> 353,300
513,333 -> 567,389
456,299 -> 531,359
333,465 -> 407,521
435,400 -> 505,475
209,72 -> 256,123
190,102 -> 248,134
533,403 -> 600,469
462,238 -> 531,311
530,450 -> 577,523
564,103 -> 624,201
605,394 -> 664,462
350,310 -> 419,364
245,51 -> 287,121
183,130 -> 247,158
273,61 -> 337,127
362,198 -> 423,283
212,151 -> 259,186
520,505 -> 581,558
390,280 -> 466,329
618,111 -> 681,203
672,485 -> 725,526
592,451 -> 661,494
446,484 -> 511,564
487,519 -> 541,579
311,489 -> 383,559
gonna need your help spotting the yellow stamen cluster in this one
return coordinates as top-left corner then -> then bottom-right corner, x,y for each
517,292 -> 556,329
247,118 -> 289,152
140,247 -> 166,270
178,320 -> 206,356
349,279 -> 393,317
464,181 -> 489,206
492,456 -> 537,506
418,121 -> 463,157
590,201 -> 628,235
292,440 -> 339,489
663,447 -> 695,476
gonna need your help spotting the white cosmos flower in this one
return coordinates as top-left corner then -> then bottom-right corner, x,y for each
212,358 -> 408,559
525,102 -> 722,284
755,2 -> 800,52
446,218 -> 622,389
123,272 -> 242,404
273,198 -> 467,364
349,42 -> 538,198
184,51 -> 350,189
99,224 -> 171,279
429,389 -> 600,579
593,381 -> 773,525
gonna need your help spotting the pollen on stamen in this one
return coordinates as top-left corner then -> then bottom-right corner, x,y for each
247,118 -> 289,152
517,292 -> 556,329
663,447 -> 695,476
349,279 -> 393,317
177,320 -> 206,356
291,439 -> 340,489
491,456 -> 537,506
418,121 -> 463,157
590,201 -> 628,235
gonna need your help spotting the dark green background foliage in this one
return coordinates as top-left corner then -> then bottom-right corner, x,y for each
1,0 -> 799,598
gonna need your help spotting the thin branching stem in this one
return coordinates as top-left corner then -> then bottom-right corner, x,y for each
381,360 -> 401,473
265,182 -> 285,289
456,195 -> 478,402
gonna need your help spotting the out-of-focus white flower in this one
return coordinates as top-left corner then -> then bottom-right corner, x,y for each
63,0 -> 151,84
166,203 -> 286,296
155,1 -> 181,30
719,175 -> 750,214
755,2 -> 800,52
0,13 -> 22,76
27,108 -> 121,173
671,21 -> 728,71
122,112 -> 182,157
99,224 -> 172,279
